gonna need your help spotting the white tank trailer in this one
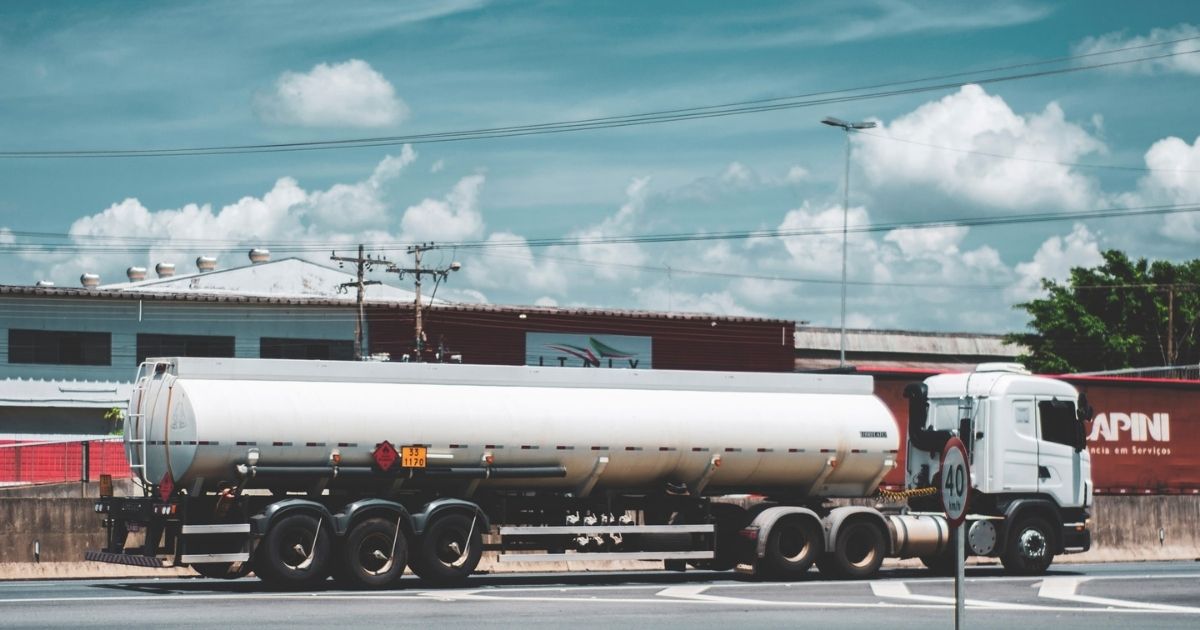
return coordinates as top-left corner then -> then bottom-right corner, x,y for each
87,358 -> 1093,589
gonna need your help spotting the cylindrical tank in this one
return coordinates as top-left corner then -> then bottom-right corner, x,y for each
128,358 -> 899,497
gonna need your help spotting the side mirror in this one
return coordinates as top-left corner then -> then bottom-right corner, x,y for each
1074,393 -> 1093,452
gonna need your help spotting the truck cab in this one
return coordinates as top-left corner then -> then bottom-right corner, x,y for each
905,363 -> 1092,573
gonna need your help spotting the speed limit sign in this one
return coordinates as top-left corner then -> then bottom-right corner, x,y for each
940,437 -> 971,527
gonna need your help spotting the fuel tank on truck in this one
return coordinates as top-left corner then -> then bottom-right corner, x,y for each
126,358 -> 900,497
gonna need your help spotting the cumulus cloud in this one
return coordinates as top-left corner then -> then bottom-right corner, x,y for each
1008,224 -> 1104,302
632,284 -> 761,317
1072,23 -> 1200,75
857,85 -> 1104,210
255,59 -> 408,128
430,159 -> 445,173
399,174 -> 487,243
1114,135 -> 1200,241
569,177 -> 651,280
777,202 -> 876,276
48,149 -> 433,282
464,231 -> 568,295
309,145 -> 416,227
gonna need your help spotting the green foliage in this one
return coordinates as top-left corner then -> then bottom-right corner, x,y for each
104,406 -> 125,435
1007,250 -> 1200,373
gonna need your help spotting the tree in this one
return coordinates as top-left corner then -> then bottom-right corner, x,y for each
1007,250 -> 1200,373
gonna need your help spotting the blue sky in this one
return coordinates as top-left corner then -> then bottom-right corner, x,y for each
2,1 -> 1199,333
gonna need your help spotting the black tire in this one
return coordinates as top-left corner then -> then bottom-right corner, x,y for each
410,512 -> 483,587
335,517 -> 409,590
760,515 -> 824,579
816,519 -> 886,580
192,561 -> 252,580
255,513 -> 332,589
1000,516 -> 1055,575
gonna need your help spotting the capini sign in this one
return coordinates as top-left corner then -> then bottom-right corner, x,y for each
1088,412 -> 1170,442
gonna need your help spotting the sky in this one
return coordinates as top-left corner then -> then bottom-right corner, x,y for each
1,0 -> 1199,334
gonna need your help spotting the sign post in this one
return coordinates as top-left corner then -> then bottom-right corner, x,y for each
940,436 -> 971,630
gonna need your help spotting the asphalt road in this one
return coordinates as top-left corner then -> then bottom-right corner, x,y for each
0,562 -> 1196,629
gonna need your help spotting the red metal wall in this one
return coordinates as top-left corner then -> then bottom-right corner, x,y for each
367,305 -> 795,372
0,440 -> 129,485
867,368 -> 1200,495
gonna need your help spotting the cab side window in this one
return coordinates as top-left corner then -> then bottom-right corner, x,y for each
1038,400 -> 1077,447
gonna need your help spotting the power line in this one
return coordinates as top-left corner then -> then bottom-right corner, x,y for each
2,44 -> 1198,159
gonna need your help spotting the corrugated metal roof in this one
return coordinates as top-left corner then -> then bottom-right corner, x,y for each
794,326 -> 1023,357
0,284 -> 792,324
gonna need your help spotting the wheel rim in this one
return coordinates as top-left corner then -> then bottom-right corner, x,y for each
357,532 -> 396,576
777,524 -> 813,562
844,526 -> 878,569
435,527 -> 469,566
280,528 -> 313,570
1018,528 -> 1047,559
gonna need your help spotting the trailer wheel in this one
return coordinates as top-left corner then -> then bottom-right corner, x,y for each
816,519 -> 886,580
1000,516 -> 1054,575
192,561 -> 252,580
761,515 -> 823,579
335,518 -> 409,590
410,512 -> 482,587
255,513 -> 332,589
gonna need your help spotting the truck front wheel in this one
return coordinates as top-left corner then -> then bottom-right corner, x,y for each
1000,516 -> 1054,575
336,517 -> 409,590
410,512 -> 482,587
816,519 -> 886,580
255,513 -> 332,589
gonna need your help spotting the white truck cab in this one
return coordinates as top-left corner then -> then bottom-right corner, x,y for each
904,363 -> 1092,574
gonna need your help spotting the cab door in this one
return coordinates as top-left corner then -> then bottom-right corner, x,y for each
1036,399 -> 1086,507
999,398 -> 1039,493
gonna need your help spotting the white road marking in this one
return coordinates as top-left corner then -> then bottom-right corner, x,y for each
869,580 -> 1042,610
1038,577 -> 1200,613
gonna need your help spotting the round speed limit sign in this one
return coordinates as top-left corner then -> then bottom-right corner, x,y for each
940,437 -> 971,528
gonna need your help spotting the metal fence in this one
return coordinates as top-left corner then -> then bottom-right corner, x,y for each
0,438 -> 129,486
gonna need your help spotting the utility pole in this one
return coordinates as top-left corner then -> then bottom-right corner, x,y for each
1168,284 -> 1175,365
331,245 -> 389,360
388,243 -> 461,362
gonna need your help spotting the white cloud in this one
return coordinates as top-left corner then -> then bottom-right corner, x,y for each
0,228 -> 13,245
857,85 -> 1104,210
785,165 -> 809,183
534,296 -> 559,307
569,177 -> 651,280
308,145 -> 416,228
464,231 -> 568,294
1008,224 -> 1104,302
1120,135 -> 1200,242
632,284 -> 761,317
255,59 -> 408,128
883,225 -> 969,258
777,202 -> 875,276
399,174 -> 487,243
1072,23 -> 1200,75
48,149 -> 431,283
430,159 -> 446,173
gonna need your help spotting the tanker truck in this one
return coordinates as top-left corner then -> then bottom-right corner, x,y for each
85,357 -> 1092,588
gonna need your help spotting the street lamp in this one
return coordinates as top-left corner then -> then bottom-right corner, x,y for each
821,116 -> 876,369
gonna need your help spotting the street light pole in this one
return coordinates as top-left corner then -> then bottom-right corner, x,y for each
821,117 -> 876,369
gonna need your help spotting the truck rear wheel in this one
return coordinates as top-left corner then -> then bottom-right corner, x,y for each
816,519 -> 886,580
761,515 -> 823,579
410,512 -> 482,587
255,513 -> 332,589
336,517 -> 409,590
1000,516 -> 1054,575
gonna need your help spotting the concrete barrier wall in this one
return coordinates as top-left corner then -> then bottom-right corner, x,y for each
0,493 -> 1195,575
